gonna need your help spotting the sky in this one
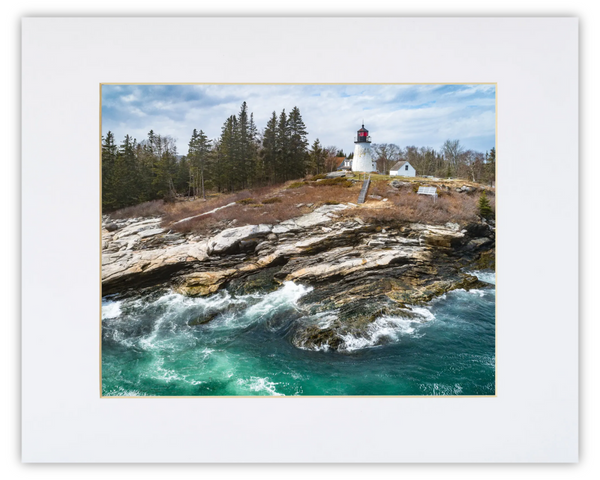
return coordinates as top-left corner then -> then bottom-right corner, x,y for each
101,84 -> 496,156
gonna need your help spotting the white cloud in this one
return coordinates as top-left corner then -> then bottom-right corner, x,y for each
102,84 -> 496,155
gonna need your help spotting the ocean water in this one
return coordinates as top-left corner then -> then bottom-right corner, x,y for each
101,271 -> 495,396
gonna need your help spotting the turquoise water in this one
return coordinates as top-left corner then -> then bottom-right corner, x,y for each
101,271 -> 495,396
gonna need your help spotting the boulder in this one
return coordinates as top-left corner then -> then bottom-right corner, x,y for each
207,224 -> 271,255
174,269 -> 237,296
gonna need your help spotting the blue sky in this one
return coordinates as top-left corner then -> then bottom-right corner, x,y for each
101,84 -> 496,155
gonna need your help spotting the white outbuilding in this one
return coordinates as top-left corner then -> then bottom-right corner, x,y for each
389,161 -> 416,177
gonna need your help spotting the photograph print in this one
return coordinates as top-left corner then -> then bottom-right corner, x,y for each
101,84 -> 496,397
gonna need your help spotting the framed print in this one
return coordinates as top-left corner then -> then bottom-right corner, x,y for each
22,17 -> 578,462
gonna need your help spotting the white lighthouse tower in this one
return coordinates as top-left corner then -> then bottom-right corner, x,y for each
351,123 -> 376,173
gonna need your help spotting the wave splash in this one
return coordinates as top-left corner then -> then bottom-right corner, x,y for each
338,307 -> 435,352
102,281 -> 313,352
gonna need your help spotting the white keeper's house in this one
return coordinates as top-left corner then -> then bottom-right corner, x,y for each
389,160 -> 416,177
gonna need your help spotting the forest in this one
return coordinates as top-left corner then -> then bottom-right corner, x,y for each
102,101 -> 495,211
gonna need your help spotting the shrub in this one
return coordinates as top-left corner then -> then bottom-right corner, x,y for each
314,178 -> 353,188
310,173 -> 327,181
236,198 -> 257,205
287,181 -> 307,189
323,201 -> 340,205
262,197 -> 282,204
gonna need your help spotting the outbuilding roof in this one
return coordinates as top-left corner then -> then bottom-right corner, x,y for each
390,161 -> 408,171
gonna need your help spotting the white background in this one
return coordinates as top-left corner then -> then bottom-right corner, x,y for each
5,0 -> 599,478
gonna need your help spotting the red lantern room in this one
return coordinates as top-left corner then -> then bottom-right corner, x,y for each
355,124 -> 371,143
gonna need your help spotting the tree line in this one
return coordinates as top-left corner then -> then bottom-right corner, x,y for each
102,102 -> 341,211
371,140 -> 496,185
102,100 -> 495,212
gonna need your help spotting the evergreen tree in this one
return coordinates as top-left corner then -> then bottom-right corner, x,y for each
287,106 -> 309,180
113,134 -> 139,208
484,147 -> 496,186
136,132 -> 159,202
215,115 -> 239,192
276,109 -> 289,182
188,128 -> 211,199
261,111 -> 278,184
308,138 -> 326,175
237,102 -> 251,189
152,135 -> 178,201
248,112 -> 261,185
478,191 -> 494,219
101,131 -> 118,210
175,155 -> 189,194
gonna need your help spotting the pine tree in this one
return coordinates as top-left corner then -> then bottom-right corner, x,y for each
101,131 -> 118,210
152,135 -> 178,201
276,109 -> 289,182
237,102 -> 251,189
484,147 -> 496,186
309,139 -> 326,175
175,155 -> 189,194
478,191 -> 494,219
136,132 -> 159,202
113,134 -> 139,208
188,129 -> 211,199
261,111 -> 278,184
248,112 -> 261,185
215,115 -> 239,192
287,106 -> 309,180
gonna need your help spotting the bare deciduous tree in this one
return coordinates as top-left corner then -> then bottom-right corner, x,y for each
372,143 -> 401,175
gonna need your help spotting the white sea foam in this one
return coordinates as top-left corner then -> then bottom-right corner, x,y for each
452,288 -> 487,297
245,281 -> 312,318
467,270 -> 496,285
419,383 -> 464,396
101,299 -> 122,320
236,377 -> 283,396
108,329 -> 136,348
103,386 -> 148,397
312,311 -> 338,329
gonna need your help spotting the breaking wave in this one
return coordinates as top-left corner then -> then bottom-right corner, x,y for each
338,307 -> 435,352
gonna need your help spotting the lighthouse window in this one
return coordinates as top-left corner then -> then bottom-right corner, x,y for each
405,165 -> 409,171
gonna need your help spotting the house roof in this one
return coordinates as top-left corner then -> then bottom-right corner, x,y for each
337,157 -> 350,167
390,161 -> 409,171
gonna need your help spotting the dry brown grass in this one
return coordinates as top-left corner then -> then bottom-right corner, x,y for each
341,188 -> 480,226
170,202 -> 307,235
281,183 -> 361,205
168,182 -> 363,236
109,200 -> 166,219
160,185 -> 282,225
111,177 -> 490,237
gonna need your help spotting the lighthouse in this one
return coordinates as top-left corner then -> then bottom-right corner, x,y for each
352,123 -> 376,173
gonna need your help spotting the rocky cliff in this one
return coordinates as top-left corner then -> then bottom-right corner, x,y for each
102,203 -> 495,351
